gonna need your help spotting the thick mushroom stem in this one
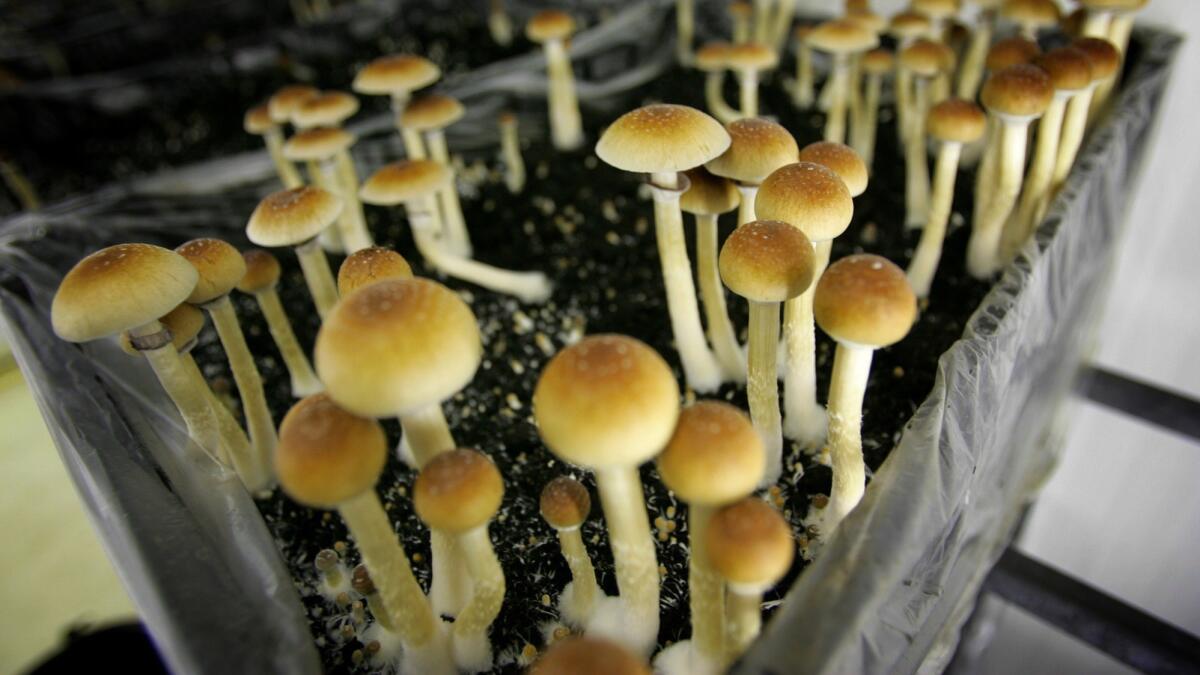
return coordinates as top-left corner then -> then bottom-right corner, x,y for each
724,586 -> 764,663
555,525 -> 599,626
179,349 -> 257,479
695,213 -> 746,383
956,14 -> 994,100
1051,87 -> 1096,193
543,38 -> 585,151
967,118 -> 1030,278
688,504 -> 725,663
735,184 -> 757,226
824,55 -> 850,143
793,42 -> 815,108
333,150 -> 374,253
781,290 -> 825,446
705,73 -> 741,124
747,301 -> 784,485
737,69 -> 761,119
857,72 -> 883,169
1004,95 -> 1068,260
650,173 -> 724,393
354,566 -> 395,632
450,526 -> 506,671
294,238 -> 340,319
129,321 -> 222,461
823,341 -> 873,534
594,464 -> 660,655
904,78 -> 931,227
676,0 -> 695,65
499,117 -> 526,194
264,127 -> 304,189
390,93 -> 428,160
907,140 -> 963,298
425,129 -> 474,258
252,287 -> 323,397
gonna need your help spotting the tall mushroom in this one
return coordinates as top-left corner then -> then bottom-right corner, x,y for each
887,11 -> 932,148
695,42 -> 740,125
540,477 -> 602,628
236,249 -> 323,398
791,26 -> 815,109
729,2 -> 752,44
808,20 -> 879,144
352,54 -> 442,160
855,48 -> 893,168
956,0 -> 1003,100
898,39 -> 946,228
245,185 -> 344,319
337,246 -> 413,297
283,127 -> 373,253
705,117 -> 798,226
527,10 -> 584,151
972,37 -> 1041,226
244,103 -> 303,189
1052,37 -> 1121,194
290,91 -> 370,253
725,42 -> 778,119
532,636 -> 650,675
402,93 -> 473,257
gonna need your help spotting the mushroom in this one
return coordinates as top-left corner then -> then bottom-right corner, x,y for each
768,0 -> 798,48
274,394 -> 453,675
813,254 -> 916,533
795,142 -> 868,227
359,160 -> 553,302
966,64 -> 1053,278
531,636 -> 650,675
654,401 -> 764,671
956,0 -> 1004,100
754,162 -> 853,446
725,42 -> 778,119
291,90 -> 360,131
283,127 -> 374,253
539,476 -> 601,628
527,10 -> 584,151
352,563 -> 405,662
267,84 -> 319,129
907,99 -> 987,298
695,42 -> 740,124
533,335 -> 680,655
236,249 -> 323,398
352,54 -> 442,160
808,20 -> 878,144
898,39 -> 947,228
912,0 -> 961,43
402,93 -> 473,258
719,220 -> 814,484
791,26 -> 816,109
705,117 -> 798,226
972,37 -> 1042,225
729,2 -> 752,44
316,548 -> 351,600
498,112 -> 526,194
595,104 -> 731,392
1000,0 -> 1061,40
705,497 -> 794,663
676,0 -> 696,65
336,246 -> 413,296
245,185 -> 344,319
680,168 -> 745,383
887,11 -> 932,147
855,48 -> 893,168
244,103 -> 303,189
487,0 -> 513,46
176,238 -> 276,492
1053,37 -> 1121,192
414,449 -> 506,672
290,92 -> 369,250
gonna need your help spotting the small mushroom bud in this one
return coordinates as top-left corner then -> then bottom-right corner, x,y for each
245,185 -> 344,319
808,20 -> 879,144
705,117 -> 798,226
237,249 -> 323,398
539,476 -> 601,628
526,11 -> 584,151
352,564 -> 394,632
352,54 -> 442,160
315,548 -> 350,600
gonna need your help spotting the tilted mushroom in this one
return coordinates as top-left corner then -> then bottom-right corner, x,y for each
283,127 -> 373,253
402,93 -> 473,258
336,246 -> 413,297
268,84 -> 319,129
527,11 -> 584,151
540,476 -> 601,628
245,185 -> 344,319
352,54 -> 442,159
291,91 -> 370,253
244,103 -> 303,189
957,0 -> 1004,100
808,19 -> 879,144
705,117 -> 799,226
237,249 -> 323,398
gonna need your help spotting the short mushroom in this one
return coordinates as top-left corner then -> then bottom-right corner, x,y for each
527,10 -> 584,151
497,111 -> 526,193
695,42 -> 740,124
245,185 -> 344,319
283,127 -> 373,253
855,48 -> 894,168
705,117 -> 798,226
402,93 -> 473,257
725,42 -> 778,119
316,548 -> 351,600
1053,37 -> 1121,192
352,54 -> 442,159
540,476 -> 601,628
244,103 -> 303,189
531,636 -> 650,675
808,19 -> 879,144
336,246 -> 413,296
237,249 -> 323,398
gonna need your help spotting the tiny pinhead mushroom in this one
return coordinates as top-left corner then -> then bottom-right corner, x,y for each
246,186 -> 344,319
527,10 -> 583,150
540,476 -> 591,530
540,476 -> 601,628
705,117 -> 797,225
337,247 -> 413,296
797,141 -> 868,199
237,249 -> 323,399
531,636 -> 651,675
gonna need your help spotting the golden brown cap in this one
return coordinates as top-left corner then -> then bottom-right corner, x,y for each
927,99 -> 987,143
291,91 -> 360,130
694,42 -> 731,72
246,186 -> 344,247
725,42 -> 779,71
596,104 -> 731,174
400,93 -> 465,131
985,37 -> 1041,71
912,0 -> 961,19
1080,0 -> 1145,10
980,63 -> 1054,118
657,401 -> 764,506
337,247 -> 413,296
52,244 -> 198,342
533,335 -> 679,470
1072,37 -> 1121,81
888,11 -> 931,40
352,55 -> 440,95
283,127 -> 355,161
862,48 -> 895,75
705,118 -> 798,185
315,278 -> 481,417
175,238 -> 246,304
719,220 -> 815,303
351,564 -> 375,595
899,39 -> 949,77
754,162 -> 854,242
414,448 -> 503,533
526,10 -> 575,42
1035,47 -> 1094,93
808,19 -> 879,54
680,168 -> 740,216
237,249 -> 282,294
244,104 -> 276,135
1001,0 -> 1061,30
119,303 -> 206,356
845,9 -> 887,34
814,254 -> 916,348
359,160 -> 453,206
706,497 -> 794,591
729,1 -> 752,19
530,636 -> 650,675
539,477 -> 591,530
275,393 -> 387,508
797,142 -> 868,198
268,84 -> 319,124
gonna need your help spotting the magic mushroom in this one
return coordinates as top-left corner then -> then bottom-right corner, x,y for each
237,249 -> 323,398
1000,0 -> 1061,40
283,127 -> 374,253
402,93 -> 473,257
855,48 -> 893,168
531,636 -> 650,675
972,37 -> 1041,228
808,19 -> 879,144
245,185 -> 344,319
268,84 -> 319,129
695,42 -> 740,124
1052,37 -> 1121,194
791,26 -> 816,109
527,10 -> 584,151
956,0 -> 1003,100
706,117 -> 798,227
336,246 -> 413,296
244,103 -> 303,189
540,476 -> 602,629
352,54 -> 442,159
898,38 -> 946,228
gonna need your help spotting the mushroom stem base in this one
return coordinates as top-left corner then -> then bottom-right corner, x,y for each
594,465 -> 660,655
254,289 -> 323,398
695,214 -> 746,383
748,301 -> 783,485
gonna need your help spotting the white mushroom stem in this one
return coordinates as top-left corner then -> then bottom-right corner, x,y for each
737,68 -> 761,119
687,504 -> 725,663
735,184 -> 757,227
1109,14 -> 1135,58
203,295 -> 276,491
397,402 -> 455,466
747,301 -> 784,485
543,38 -> 585,151
695,213 -> 746,383
856,71 -> 883,169
847,54 -> 864,130
650,173 -> 724,393
752,0 -> 770,43
252,287 -> 323,397
907,140 -> 964,298
724,585 -> 764,663
390,93 -> 428,160
770,0 -> 796,48
676,0 -> 695,65
425,129 -> 474,258
904,77 -> 932,228
1004,92 -> 1069,261
263,127 -> 304,189
824,55 -> 850,143
956,12 -> 994,100
705,72 -> 742,124
307,160 -> 346,254
450,525 -> 506,671
499,119 -> 526,193
293,238 -> 340,319
823,341 -> 873,534
179,349 -> 256,481
594,464 -> 660,655
973,117 -> 1000,226
793,41 -> 815,108
129,321 -> 222,461
967,116 -> 1032,278
555,525 -> 599,625
333,150 -> 374,253
781,285 -> 826,447
488,0 -> 513,46
1051,86 -> 1097,194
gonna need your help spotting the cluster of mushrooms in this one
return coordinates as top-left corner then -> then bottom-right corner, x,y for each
46,0 -> 1143,673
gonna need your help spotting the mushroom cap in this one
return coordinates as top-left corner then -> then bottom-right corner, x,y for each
657,401 -> 764,506
359,160 -> 453,206
899,39 -> 950,77
888,11 -> 932,40
533,335 -> 679,470
845,9 -> 887,34
498,111 -> 518,127
119,303 -> 206,356
729,1 -> 752,19
337,247 -> 414,296
754,162 -> 854,242
52,243 -> 199,343
175,238 -> 246,304
595,104 -> 731,174
268,84 -> 319,124
705,497 -> 794,590
539,476 -> 591,529
526,9 -> 575,42
1001,0 -> 1061,28
814,254 -> 916,348
725,42 -> 778,71
985,37 -> 1042,71
912,0 -> 961,19
1035,47 -> 1094,93
1072,37 -> 1122,81
352,54 -> 441,95
705,118 -> 798,185
283,127 -> 355,162
928,99 -> 987,143
244,104 -> 276,135
414,449 -> 503,533
797,141 -> 868,198
861,48 -> 895,75
808,19 -> 879,54
694,42 -> 731,72
981,63 -> 1054,118
237,249 -> 282,294
246,186 -> 344,247
315,277 -> 481,417
291,91 -> 360,129
793,24 -> 813,40
680,168 -> 740,216
531,637 -> 650,675
969,0 -> 1005,8
719,220 -> 815,303
275,393 -> 387,508
400,93 -> 465,132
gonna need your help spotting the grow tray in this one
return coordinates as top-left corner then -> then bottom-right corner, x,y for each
0,2 -> 1181,673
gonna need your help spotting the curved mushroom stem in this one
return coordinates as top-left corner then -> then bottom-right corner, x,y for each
676,0 -> 695,65
904,78 -> 931,228
544,38 -> 585,151
425,129 -> 474,258
594,464 -> 660,655
723,588 -> 763,664
555,525 -> 599,626
738,69 -> 760,119
748,301 -> 784,486
824,56 -> 849,143
1004,94 -> 1069,262
705,72 -> 742,124
823,342 -> 873,536
180,349 -> 258,483
735,184 -> 757,227
782,286 -> 826,447
499,117 -> 526,194
253,287 -> 323,398
688,503 -> 726,664
967,117 -> 1031,278
856,72 -> 883,169
793,41 -> 815,108
907,141 -> 963,298
1051,87 -> 1097,194
263,128 -> 304,189
130,321 -> 222,462
450,525 -> 506,672
293,238 -> 340,319
695,213 -> 746,383
956,12 -> 994,101
333,150 -> 374,253
412,223 -> 552,303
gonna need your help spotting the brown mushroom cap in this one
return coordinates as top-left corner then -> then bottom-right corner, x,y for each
986,37 -> 1042,72
927,99 -> 987,143
1001,0 -> 1062,29
1072,37 -> 1122,82
657,401 -> 764,505
719,220 -> 816,303
912,0 -> 961,19
526,9 -> 575,42
595,104 -> 731,175
797,142 -> 868,198
283,127 -> 355,162
539,476 -> 592,530
119,303 -> 206,356
705,497 -> 794,589
980,63 -> 1054,118
275,393 -> 388,508
352,54 -> 441,96
244,104 -> 276,135
899,38 -> 949,77
705,118 -> 799,185
813,254 -> 916,348
694,42 -> 731,72
1035,47 -> 1094,93
400,93 -> 465,132
315,277 -> 481,417
533,335 -> 680,470
846,9 -> 887,35
175,238 -> 247,304
246,186 -> 344,247
414,448 -> 504,533
680,168 -> 740,216
861,48 -> 895,75
531,636 -> 651,675
889,11 -> 931,41
268,84 -> 320,124
52,243 -> 199,343
337,247 -> 414,296
237,249 -> 282,294
725,42 -> 779,71
292,91 -> 360,129
754,162 -> 854,242
359,160 -> 453,206
808,19 -> 880,54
